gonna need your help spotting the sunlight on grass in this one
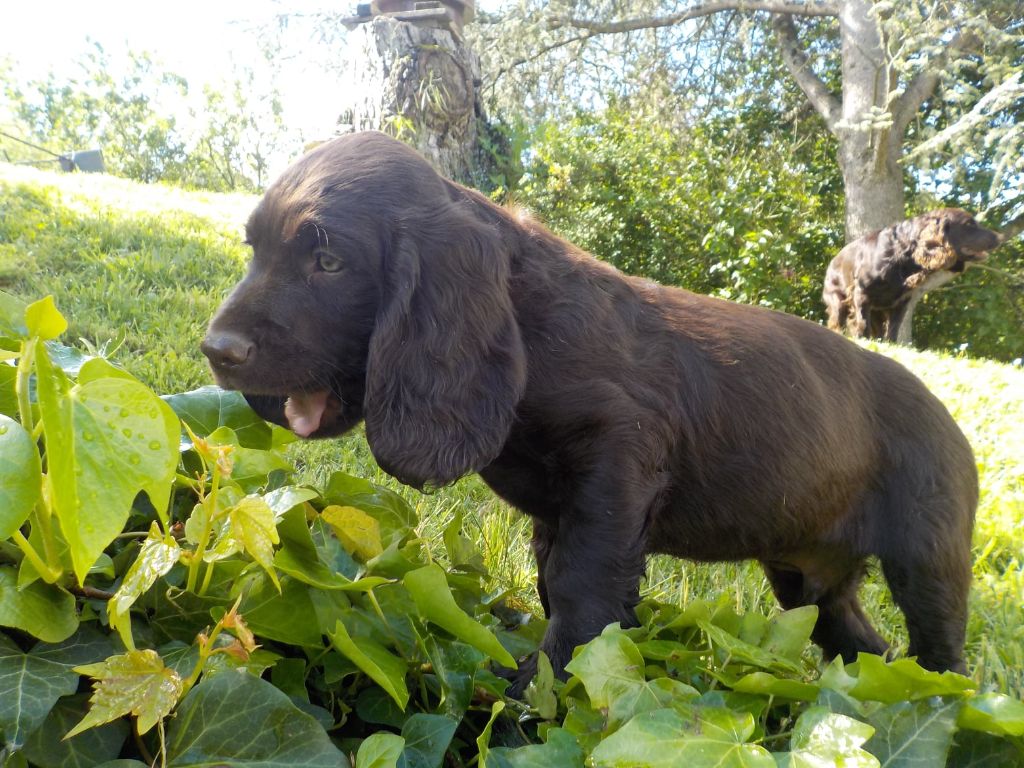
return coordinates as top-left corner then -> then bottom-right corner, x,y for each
3,162 -> 1022,697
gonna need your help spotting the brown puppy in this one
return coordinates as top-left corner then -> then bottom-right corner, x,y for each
203,132 -> 977,691
823,209 -> 1001,343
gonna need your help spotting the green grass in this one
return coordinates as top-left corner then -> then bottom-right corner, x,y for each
2,162 -> 1022,697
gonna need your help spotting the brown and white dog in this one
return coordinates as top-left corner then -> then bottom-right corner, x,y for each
823,209 -> 1001,343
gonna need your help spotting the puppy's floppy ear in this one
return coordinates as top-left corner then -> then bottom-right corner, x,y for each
364,197 -> 527,489
913,214 -> 957,271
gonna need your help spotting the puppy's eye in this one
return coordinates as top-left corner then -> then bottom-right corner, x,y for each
314,249 -> 344,273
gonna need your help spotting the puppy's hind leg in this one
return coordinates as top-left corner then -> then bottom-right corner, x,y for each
762,558 -> 889,663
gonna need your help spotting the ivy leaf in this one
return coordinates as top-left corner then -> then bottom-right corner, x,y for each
862,698 -> 961,767
323,505 -> 384,561
165,670 -> 348,767
108,523 -> 181,626
404,564 -> 516,669
163,386 -> 273,449
589,706 -> 775,767
700,619 -> 803,674
0,634 -> 78,750
356,732 -> 406,768
330,620 -> 410,710
0,566 -> 78,642
0,414 -> 41,540
36,349 -> 180,583
227,495 -> 280,589
69,649 -> 184,736
476,701 -> 505,768
848,654 -> 975,703
238,575 -> 323,647
25,295 -> 67,340
773,706 -> 879,767
761,606 -> 817,662
397,713 -> 458,768
957,692 -> 1024,737
21,693 -> 130,768
730,672 -> 819,701
565,626 -> 699,727
524,652 -> 558,720
488,728 -> 585,768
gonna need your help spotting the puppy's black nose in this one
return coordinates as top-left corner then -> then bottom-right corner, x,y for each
201,331 -> 254,369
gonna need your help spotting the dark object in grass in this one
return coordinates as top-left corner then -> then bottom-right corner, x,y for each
203,132 -> 978,693
823,208 -> 1001,344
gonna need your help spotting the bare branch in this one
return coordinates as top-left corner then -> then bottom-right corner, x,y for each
554,0 -> 840,35
772,14 -> 841,133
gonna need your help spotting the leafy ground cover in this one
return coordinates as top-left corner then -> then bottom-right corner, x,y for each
1,164 -> 1023,766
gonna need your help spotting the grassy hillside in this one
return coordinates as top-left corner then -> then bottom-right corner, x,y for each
2,163 -> 1022,697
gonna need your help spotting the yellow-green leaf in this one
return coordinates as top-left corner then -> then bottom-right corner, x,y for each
108,524 -> 181,626
69,650 -> 183,737
229,495 -> 280,589
24,296 -> 67,341
322,505 -> 383,561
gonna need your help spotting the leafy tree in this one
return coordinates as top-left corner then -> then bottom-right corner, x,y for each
474,0 -> 1024,241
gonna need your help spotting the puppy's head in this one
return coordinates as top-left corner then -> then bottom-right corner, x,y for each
202,131 -> 526,488
914,208 -> 1002,272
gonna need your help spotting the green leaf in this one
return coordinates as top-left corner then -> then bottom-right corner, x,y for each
957,692 -> 1024,737
330,620 -> 410,710
323,505 -> 384,561
0,625 -> 114,750
397,713 -> 457,768
700,619 -> 802,674
590,707 -> 775,767
25,296 -> 67,340
356,732 -> 406,768
848,654 -> 975,703
21,694 -> 130,768
565,626 -> 699,727
163,386 -> 273,449
0,414 -> 41,540
477,700 -> 505,768
226,495 -> 280,588
274,539 -> 389,592
70,650 -> 184,736
488,728 -> 585,768
404,564 -> 516,668
730,672 -> 819,701
762,606 -> 817,662
238,574 -> 324,647
945,728 -> 1024,767
166,671 -> 349,767
0,566 -> 78,642
773,706 -> 879,768
0,634 -> 78,750
323,471 -> 417,548
524,652 -> 558,720
108,523 -> 181,626
862,698 -> 960,768
36,347 -> 180,583
262,485 -> 318,519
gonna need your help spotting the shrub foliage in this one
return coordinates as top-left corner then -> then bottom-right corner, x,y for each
1,292 -> 1022,767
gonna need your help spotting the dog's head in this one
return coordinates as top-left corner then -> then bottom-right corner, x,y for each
202,132 -> 526,488
913,208 -> 1002,272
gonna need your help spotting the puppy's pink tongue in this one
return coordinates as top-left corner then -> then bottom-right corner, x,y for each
284,391 -> 330,437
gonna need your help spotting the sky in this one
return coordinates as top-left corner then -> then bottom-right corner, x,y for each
1,0 -> 503,166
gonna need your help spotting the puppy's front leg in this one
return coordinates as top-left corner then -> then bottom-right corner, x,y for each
528,461 -> 651,689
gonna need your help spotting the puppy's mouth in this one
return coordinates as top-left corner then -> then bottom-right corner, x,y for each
283,390 -> 341,437
240,386 -> 360,439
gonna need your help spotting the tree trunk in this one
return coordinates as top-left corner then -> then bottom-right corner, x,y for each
337,16 -> 486,185
834,0 -> 904,240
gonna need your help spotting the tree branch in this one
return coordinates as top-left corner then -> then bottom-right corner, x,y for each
891,29 -> 980,133
771,14 -> 841,133
904,72 -> 1023,160
553,1 -> 840,34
